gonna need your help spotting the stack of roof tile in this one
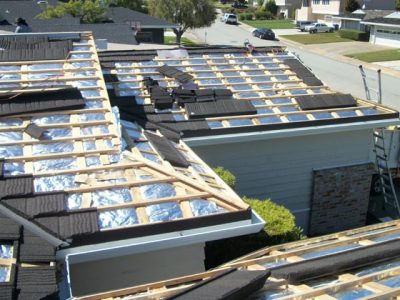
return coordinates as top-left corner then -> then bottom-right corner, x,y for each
157,65 -> 193,83
0,174 -> 57,299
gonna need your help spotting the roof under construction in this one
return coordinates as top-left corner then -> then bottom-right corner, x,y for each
80,220 -> 400,300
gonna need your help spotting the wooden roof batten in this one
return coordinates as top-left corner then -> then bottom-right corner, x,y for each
75,220 -> 400,300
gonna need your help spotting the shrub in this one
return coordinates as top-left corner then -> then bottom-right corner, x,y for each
213,166 -> 236,189
254,9 -> 272,20
245,12 -> 254,20
339,29 -> 369,41
244,197 -> 304,241
239,13 -> 246,21
205,196 -> 305,268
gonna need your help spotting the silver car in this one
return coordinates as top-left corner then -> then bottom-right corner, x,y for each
305,23 -> 334,33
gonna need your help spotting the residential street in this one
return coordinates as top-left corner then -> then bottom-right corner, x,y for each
188,20 -> 400,111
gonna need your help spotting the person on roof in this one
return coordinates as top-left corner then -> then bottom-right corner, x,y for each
15,18 -> 32,33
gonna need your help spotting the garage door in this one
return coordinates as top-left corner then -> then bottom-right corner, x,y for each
375,28 -> 400,47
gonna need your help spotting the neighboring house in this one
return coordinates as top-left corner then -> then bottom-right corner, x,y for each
0,22 -> 139,46
0,0 -> 178,45
0,32 -> 264,298
98,46 -> 399,236
336,9 -> 394,31
296,0 -> 396,24
107,7 -> 178,44
265,0 -> 302,19
362,12 -> 400,47
76,220 -> 400,299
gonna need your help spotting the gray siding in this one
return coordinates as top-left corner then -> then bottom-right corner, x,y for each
70,243 -> 205,296
190,129 -> 373,232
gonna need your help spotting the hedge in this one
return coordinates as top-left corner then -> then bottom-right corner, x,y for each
339,29 -> 369,41
254,10 -> 273,20
204,197 -> 304,268
213,166 -> 236,189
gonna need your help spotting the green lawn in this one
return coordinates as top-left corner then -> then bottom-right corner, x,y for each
164,36 -> 198,47
346,49 -> 400,63
280,33 -> 351,44
242,19 -> 295,29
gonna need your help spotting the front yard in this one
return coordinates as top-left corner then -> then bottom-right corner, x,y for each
164,36 -> 198,47
346,49 -> 400,63
280,32 -> 351,44
241,19 -> 295,29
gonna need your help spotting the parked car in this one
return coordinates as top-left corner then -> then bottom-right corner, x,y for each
220,13 -> 237,24
296,21 -> 313,32
305,23 -> 334,33
232,1 -> 247,8
252,28 -> 275,40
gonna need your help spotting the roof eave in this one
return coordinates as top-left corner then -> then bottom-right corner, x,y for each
361,21 -> 400,28
183,118 -> 400,147
140,24 -> 180,29
57,210 -> 265,263
336,17 -> 363,21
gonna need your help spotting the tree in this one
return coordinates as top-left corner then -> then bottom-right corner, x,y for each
37,0 -> 108,24
264,0 -> 278,16
147,0 -> 217,44
344,0 -> 360,12
108,0 -> 148,13
396,0 -> 400,11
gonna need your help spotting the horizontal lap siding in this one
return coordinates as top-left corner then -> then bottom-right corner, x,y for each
190,129 -> 373,232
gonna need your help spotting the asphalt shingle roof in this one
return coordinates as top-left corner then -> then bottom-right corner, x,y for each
107,7 -> 177,28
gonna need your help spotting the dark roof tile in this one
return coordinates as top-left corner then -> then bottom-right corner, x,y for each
185,100 -> 257,119
145,132 -> 190,168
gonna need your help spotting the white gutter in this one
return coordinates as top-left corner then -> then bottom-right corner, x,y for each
184,119 -> 400,147
57,210 -> 264,263
336,17 -> 363,21
361,21 -> 400,28
0,203 -> 69,248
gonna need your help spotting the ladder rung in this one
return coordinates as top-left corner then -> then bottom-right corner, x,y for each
383,183 -> 393,191
384,193 -> 395,200
378,162 -> 388,170
376,154 -> 387,161
375,145 -> 385,151
374,133 -> 384,139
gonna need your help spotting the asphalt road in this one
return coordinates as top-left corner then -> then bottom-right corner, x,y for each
189,20 -> 400,110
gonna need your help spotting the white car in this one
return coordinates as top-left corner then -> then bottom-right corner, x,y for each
220,13 -> 237,24
305,23 -> 334,33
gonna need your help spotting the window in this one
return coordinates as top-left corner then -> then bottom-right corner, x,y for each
313,0 -> 321,4
303,0 -> 309,6
322,0 -> 330,4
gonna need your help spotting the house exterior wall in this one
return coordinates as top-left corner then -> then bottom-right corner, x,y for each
341,19 -> 361,30
190,129 -> 373,234
296,0 -> 395,22
69,243 -> 205,297
136,28 -> 165,44
275,0 -> 302,18
309,163 -> 374,236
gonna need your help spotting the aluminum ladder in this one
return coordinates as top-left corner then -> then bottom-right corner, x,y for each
373,129 -> 400,218
359,65 -> 382,104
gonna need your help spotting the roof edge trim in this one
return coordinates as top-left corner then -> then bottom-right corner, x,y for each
57,210 -> 265,263
0,203 -> 69,248
184,119 -> 400,147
